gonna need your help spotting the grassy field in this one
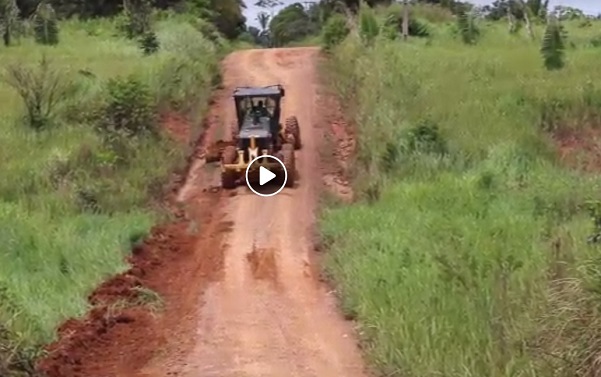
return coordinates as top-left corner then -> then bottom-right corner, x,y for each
321,6 -> 601,377
0,12 -> 225,369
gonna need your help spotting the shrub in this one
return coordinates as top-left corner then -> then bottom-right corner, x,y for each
98,75 -> 156,139
139,31 -> 160,55
358,4 -> 379,46
589,35 -> 601,48
2,55 -> 76,130
151,23 -> 219,112
380,120 -> 448,173
322,14 -> 349,51
456,8 -> 480,44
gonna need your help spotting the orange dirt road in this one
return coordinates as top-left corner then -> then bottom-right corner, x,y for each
138,47 -> 367,376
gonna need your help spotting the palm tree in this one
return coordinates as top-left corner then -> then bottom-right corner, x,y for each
256,11 -> 270,33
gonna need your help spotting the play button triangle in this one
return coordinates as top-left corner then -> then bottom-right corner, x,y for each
259,166 -> 276,186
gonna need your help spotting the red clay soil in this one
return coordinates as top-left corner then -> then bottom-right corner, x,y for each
161,112 -> 191,144
553,126 -> 601,172
37,220 -> 195,377
37,189 -> 233,377
317,65 -> 356,203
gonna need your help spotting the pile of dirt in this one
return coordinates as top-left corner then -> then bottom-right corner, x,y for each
204,139 -> 237,163
36,221 -> 197,377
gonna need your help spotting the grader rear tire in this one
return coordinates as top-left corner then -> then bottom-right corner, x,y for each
221,145 -> 238,189
281,143 -> 295,188
285,116 -> 301,150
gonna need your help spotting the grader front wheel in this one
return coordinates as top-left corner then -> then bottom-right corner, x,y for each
221,145 -> 238,189
285,116 -> 301,150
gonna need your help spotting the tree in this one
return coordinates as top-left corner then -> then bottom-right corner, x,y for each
517,0 -> 535,40
248,25 -> 260,38
402,0 -> 409,40
483,0 -> 548,21
257,11 -> 270,32
552,5 -> 584,21
255,0 -> 284,9
121,0 -> 152,38
0,0 -> 19,46
269,2 -> 316,46
322,13 -> 349,50
209,0 -> 246,39
33,0 -> 59,45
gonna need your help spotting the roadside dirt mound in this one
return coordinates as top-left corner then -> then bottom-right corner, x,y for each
37,221 -> 197,377
317,67 -> 356,203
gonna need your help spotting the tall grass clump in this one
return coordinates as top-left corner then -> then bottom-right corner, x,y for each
0,14 -> 223,373
322,10 -> 601,377
358,3 -> 379,46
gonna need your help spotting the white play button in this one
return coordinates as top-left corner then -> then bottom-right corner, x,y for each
245,155 -> 288,197
259,166 -> 276,186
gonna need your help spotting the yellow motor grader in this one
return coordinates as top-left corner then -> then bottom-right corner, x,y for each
217,85 -> 301,189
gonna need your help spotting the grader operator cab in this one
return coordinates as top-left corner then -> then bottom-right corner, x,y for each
220,84 -> 301,189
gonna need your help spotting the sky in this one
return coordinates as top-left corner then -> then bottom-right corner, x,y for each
242,0 -> 601,27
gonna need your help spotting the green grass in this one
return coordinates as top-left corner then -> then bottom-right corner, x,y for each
322,11 -> 601,377
0,12 -> 222,367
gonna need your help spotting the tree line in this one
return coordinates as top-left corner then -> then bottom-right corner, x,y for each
0,0 -> 247,46
242,0 -> 592,48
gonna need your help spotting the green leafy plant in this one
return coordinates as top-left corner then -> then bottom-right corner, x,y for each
541,16 -> 566,70
322,14 -> 349,51
98,75 -> 156,138
589,35 -> 601,48
456,8 -> 480,44
586,200 -> 601,244
139,31 -> 159,55
380,120 -> 448,173
358,3 -> 379,46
